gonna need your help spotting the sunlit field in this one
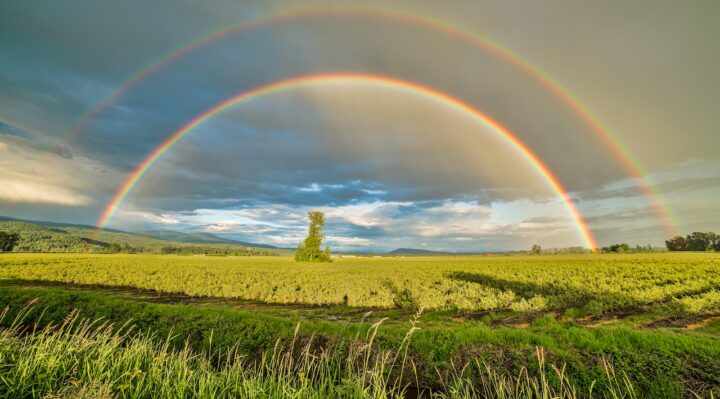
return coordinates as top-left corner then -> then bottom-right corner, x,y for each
1,253 -> 719,397
2,253 -> 719,313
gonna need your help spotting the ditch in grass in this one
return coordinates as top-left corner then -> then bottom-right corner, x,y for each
1,287 -> 719,397
0,305 -> 647,399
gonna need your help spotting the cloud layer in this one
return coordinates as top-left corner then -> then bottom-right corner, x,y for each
1,0 -> 719,250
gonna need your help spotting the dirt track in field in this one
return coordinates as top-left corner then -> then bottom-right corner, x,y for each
2,279 -> 719,331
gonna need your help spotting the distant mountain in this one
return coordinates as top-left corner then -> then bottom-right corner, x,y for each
387,248 -> 449,255
139,230 -> 278,248
0,216 -> 285,254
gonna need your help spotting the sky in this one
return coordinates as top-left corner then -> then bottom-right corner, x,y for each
1,0 -> 719,252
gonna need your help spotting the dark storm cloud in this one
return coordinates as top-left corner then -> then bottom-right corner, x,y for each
580,175 -> 720,203
3,0 -> 629,190
0,0 -> 269,81
0,120 -> 74,159
0,121 -> 36,139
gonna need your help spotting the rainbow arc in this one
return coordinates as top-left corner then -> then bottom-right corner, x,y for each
48,7 -> 675,242
96,73 -> 598,250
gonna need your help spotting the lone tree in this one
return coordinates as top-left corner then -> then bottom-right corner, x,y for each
531,244 -> 542,254
295,211 -> 331,262
0,232 -> 20,252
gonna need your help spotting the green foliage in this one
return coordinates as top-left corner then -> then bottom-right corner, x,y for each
666,236 -> 686,251
0,231 -> 20,252
601,243 -> 630,253
0,221 -> 282,255
666,231 -> 720,251
0,221 -> 91,252
295,211 -> 331,262
686,231 -> 720,251
531,244 -> 541,254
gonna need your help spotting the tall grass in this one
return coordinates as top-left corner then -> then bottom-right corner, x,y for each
0,306 -> 652,399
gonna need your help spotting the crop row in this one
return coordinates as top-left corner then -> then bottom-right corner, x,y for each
1,253 -> 719,314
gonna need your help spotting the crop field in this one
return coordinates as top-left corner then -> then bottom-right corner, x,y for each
1,253 -> 720,398
1,253 -> 720,315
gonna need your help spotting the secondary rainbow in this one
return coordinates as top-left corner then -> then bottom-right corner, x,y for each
96,73 -> 598,250
51,7 -> 680,237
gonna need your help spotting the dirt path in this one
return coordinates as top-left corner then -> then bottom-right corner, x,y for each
0,279 -> 409,322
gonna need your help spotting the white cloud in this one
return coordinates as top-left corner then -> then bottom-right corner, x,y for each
0,134 -> 119,208
0,178 -> 91,205
115,210 -> 182,226
107,196 -> 585,251
323,201 -> 409,228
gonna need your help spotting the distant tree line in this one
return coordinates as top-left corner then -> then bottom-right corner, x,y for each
599,243 -> 656,253
155,245 -> 274,256
529,243 -> 663,254
666,232 -> 720,252
602,243 -> 630,253
529,243 -> 658,254
527,245 -> 599,255
598,244 -> 655,253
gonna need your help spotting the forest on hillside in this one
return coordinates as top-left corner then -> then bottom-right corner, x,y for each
0,221 -> 282,256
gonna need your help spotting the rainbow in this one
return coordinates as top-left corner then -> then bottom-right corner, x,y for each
53,7 -> 679,237
96,73 -> 599,250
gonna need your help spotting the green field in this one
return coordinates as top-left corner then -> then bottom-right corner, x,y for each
2,253 -> 720,313
1,253 -> 719,398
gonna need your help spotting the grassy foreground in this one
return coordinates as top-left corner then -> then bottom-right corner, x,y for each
0,307 -> 639,399
0,283 -> 718,397
0,253 -> 719,397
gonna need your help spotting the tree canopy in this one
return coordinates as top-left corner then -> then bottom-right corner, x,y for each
666,232 -> 720,252
601,243 -> 631,253
0,231 -> 20,252
295,211 -> 331,262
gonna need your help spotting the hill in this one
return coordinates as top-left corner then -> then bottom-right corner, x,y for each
0,216 -> 124,233
386,248 -> 452,255
139,230 -> 277,248
0,216 -> 286,255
